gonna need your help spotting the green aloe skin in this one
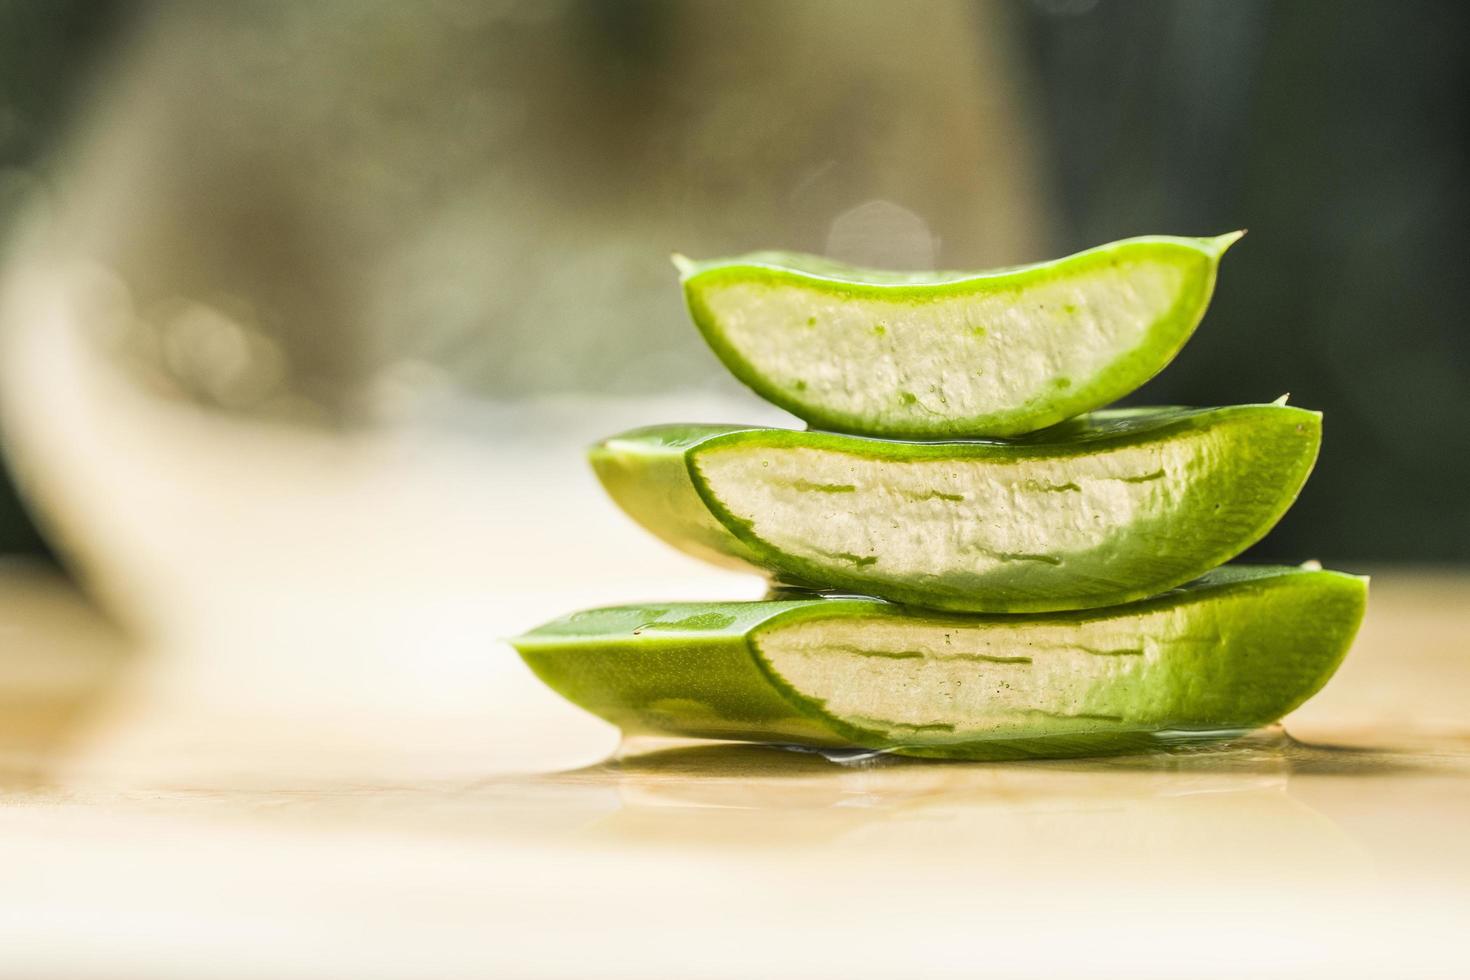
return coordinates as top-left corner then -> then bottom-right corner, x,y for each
590,404 -> 1320,614
677,234 -> 1240,439
513,566 -> 1367,761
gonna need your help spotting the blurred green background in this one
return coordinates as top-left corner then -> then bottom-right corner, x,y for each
1,0 -> 1466,564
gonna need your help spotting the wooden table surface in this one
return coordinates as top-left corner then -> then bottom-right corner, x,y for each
1,563 -> 1467,979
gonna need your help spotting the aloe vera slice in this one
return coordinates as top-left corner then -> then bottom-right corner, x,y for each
676,233 -> 1241,439
513,565 -> 1366,760
590,404 -> 1319,614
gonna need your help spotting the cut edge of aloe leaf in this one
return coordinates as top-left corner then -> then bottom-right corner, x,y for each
676,233 -> 1243,439
590,404 -> 1321,613
588,423 -> 767,571
511,564 -> 1366,761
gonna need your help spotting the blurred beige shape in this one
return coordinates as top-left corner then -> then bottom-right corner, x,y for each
825,199 -> 939,269
0,2 -> 1051,781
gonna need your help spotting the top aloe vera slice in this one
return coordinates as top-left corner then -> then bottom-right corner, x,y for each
512,565 -> 1367,761
676,233 -> 1240,439
591,404 -> 1320,613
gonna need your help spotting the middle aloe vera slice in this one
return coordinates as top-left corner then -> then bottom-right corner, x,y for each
592,404 -> 1320,613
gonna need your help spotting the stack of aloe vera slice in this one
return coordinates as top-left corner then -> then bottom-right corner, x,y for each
514,235 -> 1367,760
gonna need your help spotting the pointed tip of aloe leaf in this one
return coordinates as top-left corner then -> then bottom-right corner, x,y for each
1272,392 -> 1291,406
670,252 -> 696,277
1208,229 -> 1247,255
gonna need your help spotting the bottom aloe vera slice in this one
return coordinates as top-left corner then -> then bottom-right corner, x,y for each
591,404 -> 1320,613
512,565 -> 1366,761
